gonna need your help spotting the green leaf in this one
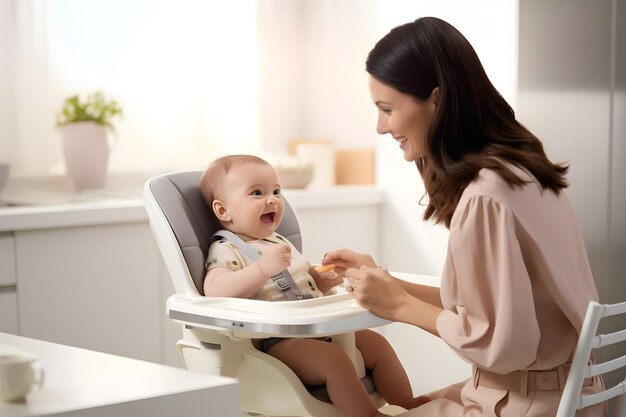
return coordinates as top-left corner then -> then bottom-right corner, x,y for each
55,90 -> 124,132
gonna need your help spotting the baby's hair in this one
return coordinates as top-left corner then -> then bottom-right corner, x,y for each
199,154 -> 271,205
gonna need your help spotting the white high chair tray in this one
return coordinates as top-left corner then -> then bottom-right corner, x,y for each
167,292 -> 391,337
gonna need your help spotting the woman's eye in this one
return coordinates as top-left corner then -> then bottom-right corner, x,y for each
381,108 -> 392,115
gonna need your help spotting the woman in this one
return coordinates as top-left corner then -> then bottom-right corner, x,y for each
323,17 -> 604,417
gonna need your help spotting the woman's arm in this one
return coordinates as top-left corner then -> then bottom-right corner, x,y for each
323,249 -> 443,336
345,266 -> 443,336
398,279 -> 443,309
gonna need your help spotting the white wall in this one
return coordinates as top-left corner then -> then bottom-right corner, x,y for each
518,0 -> 626,305
373,1 -> 519,275
517,1 -> 626,409
256,0 -> 306,153
0,0 -> 17,165
257,0 -> 378,155
2,1 -> 517,180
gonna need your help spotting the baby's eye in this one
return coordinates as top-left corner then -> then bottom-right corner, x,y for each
273,188 -> 281,196
251,189 -> 263,196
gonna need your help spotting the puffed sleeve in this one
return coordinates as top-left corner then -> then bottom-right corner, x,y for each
205,240 -> 249,271
436,195 -> 541,374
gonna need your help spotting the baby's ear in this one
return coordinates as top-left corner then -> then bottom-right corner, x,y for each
212,200 -> 231,222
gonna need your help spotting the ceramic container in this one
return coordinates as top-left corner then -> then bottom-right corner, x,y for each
0,345 -> 43,402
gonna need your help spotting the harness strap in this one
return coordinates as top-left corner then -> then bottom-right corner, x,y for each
211,230 -> 312,301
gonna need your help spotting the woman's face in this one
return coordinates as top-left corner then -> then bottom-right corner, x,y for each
368,76 -> 438,162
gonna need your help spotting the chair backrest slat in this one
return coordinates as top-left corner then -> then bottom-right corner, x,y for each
589,355 -> 626,378
596,329 -> 626,348
605,302 -> 626,317
580,382 -> 626,409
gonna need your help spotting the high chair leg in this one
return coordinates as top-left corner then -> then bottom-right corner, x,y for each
177,327 -> 249,377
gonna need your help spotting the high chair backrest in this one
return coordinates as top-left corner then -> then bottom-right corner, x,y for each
144,171 -> 303,296
556,300 -> 626,417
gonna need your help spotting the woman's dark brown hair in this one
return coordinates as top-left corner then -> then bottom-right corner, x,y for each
366,17 -> 568,227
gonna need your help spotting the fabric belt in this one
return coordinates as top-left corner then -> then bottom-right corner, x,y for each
473,363 -> 593,396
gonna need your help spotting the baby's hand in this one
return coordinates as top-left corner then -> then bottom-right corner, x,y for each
258,244 -> 292,277
314,264 -> 337,280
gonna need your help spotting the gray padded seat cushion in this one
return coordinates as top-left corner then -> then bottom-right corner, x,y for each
148,171 -> 303,295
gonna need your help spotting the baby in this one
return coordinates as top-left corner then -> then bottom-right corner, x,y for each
200,154 -> 427,417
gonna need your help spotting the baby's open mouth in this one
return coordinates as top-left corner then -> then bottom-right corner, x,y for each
261,212 -> 275,224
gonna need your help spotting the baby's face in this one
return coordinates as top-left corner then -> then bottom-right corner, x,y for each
217,163 -> 285,240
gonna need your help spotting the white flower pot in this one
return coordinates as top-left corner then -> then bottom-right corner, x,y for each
59,122 -> 110,190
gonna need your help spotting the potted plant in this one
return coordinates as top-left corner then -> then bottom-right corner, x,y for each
56,91 -> 123,190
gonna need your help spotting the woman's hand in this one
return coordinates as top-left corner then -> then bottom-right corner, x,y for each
345,266 -> 443,336
344,266 -> 410,322
322,249 -> 377,278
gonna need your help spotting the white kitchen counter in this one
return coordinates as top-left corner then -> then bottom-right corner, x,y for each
0,185 -> 383,232
0,333 -> 239,417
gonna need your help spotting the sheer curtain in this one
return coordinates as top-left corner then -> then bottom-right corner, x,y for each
0,0 -> 17,169
1,0 -> 260,177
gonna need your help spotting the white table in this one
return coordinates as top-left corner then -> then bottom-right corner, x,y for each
0,333 -> 239,417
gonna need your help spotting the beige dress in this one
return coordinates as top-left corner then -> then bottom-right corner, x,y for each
402,168 -> 604,417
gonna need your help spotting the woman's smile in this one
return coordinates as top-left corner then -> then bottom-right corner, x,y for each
395,136 -> 408,149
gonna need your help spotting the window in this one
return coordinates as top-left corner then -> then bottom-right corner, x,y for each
1,0 -> 259,176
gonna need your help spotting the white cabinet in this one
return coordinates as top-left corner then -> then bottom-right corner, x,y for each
0,292 -> 18,334
15,223 -> 166,363
0,233 -> 18,334
0,233 -> 16,286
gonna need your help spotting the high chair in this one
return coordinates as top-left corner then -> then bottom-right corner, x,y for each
143,171 -> 394,417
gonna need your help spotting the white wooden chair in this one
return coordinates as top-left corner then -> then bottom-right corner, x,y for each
556,300 -> 626,417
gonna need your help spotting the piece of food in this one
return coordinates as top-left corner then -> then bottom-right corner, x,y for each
314,264 -> 336,273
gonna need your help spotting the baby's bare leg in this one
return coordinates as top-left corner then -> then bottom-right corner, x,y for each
356,330 -> 429,410
268,338 -> 389,417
